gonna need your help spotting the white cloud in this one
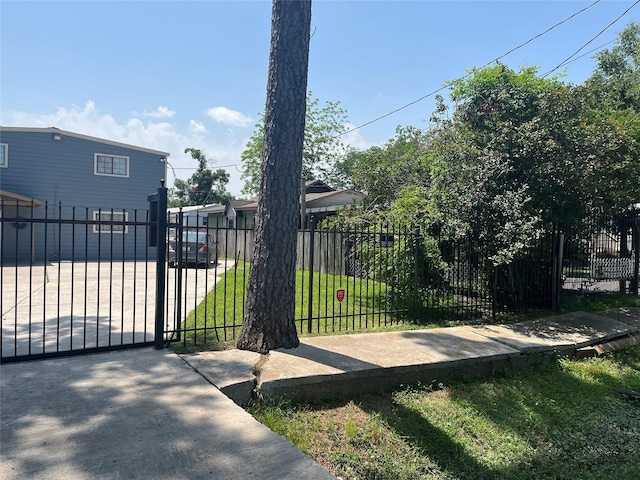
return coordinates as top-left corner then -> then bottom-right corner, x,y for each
342,122 -> 375,150
189,120 -> 208,135
1,102 -> 378,199
143,106 -> 175,119
206,106 -> 253,127
2,101 -> 249,197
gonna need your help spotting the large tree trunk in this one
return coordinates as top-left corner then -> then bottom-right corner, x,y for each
237,0 -> 311,353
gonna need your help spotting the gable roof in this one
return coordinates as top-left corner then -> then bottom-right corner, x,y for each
167,203 -> 222,215
224,199 -> 258,216
305,189 -> 364,205
197,182 -> 365,218
304,179 -> 334,193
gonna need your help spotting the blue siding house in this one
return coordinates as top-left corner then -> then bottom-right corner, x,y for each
0,127 -> 170,262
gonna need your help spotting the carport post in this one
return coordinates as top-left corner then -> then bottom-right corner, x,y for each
154,184 -> 168,349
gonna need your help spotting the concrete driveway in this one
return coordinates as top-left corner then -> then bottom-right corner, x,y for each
1,260 -> 235,360
0,348 -> 335,480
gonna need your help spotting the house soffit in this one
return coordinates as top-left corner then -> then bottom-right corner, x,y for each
0,189 -> 44,207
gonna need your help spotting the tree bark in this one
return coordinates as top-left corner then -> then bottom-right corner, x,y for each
237,0 -> 311,353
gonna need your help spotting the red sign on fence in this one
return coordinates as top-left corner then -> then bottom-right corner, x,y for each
336,289 -> 345,303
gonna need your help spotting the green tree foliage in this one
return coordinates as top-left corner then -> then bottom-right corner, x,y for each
427,58 -> 640,264
589,21 -> 640,111
584,21 -> 640,216
169,148 -> 232,207
240,92 -> 349,196
360,225 -> 446,319
328,22 -> 639,312
347,126 -> 432,212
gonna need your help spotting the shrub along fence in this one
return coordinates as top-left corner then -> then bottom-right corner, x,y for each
172,210 -> 639,351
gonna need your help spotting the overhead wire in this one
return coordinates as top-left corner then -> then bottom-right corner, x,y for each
491,0 -> 603,65
340,0 -> 638,138
542,0 -> 640,77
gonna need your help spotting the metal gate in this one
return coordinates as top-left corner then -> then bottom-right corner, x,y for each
1,187 -> 172,363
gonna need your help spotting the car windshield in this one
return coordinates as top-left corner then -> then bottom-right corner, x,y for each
182,232 -> 207,243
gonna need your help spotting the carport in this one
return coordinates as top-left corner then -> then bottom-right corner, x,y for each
0,190 -> 44,264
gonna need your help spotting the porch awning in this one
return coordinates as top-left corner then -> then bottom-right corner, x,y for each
0,190 -> 44,207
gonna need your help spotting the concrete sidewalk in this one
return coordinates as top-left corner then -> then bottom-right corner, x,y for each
184,307 -> 640,404
2,307 -> 639,480
0,349 -> 335,480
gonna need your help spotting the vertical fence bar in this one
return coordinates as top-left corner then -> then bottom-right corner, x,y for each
132,209 -> 139,343
633,217 -> 639,295
413,225 -> 419,319
154,184 -> 168,349
120,209 -> 126,345
83,208 -> 89,348
96,208 -> 102,347
26,202 -> 34,355
70,207 -> 76,350
56,202 -> 62,352
108,209 -> 114,345
307,217 -> 316,334
41,201 -> 49,355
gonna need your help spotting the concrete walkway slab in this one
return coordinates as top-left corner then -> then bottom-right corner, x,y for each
258,326 -> 522,401
595,306 -> 640,330
182,348 -> 262,406
185,310 -> 640,404
0,349 -> 335,480
187,326 -> 522,404
470,311 -> 634,352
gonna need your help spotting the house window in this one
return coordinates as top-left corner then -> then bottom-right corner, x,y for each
93,211 -> 128,234
0,143 -> 7,168
94,154 -> 129,177
227,217 -> 236,229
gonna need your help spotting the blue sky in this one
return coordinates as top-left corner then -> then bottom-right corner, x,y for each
1,0 -> 638,197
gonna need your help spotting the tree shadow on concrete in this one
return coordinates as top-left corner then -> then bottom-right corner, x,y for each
0,348 -> 333,480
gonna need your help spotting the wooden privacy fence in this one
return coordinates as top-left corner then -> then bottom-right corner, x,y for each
211,225 -> 351,276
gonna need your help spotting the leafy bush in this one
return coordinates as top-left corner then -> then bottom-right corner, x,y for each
358,227 -> 446,320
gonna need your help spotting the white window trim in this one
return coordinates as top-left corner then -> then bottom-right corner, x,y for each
94,153 -> 129,178
93,210 -> 129,234
0,143 -> 8,168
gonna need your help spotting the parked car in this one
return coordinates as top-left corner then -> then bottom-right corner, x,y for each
167,230 -> 217,267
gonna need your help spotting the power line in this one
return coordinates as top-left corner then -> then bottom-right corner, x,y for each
171,164 -> 242,170
554,38 -> 616,67
491,0 -> 602,65
340,0 -> 624,138
541,0 -> 640,77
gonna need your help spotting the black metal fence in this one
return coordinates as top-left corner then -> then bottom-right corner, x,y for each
168,210 -> 639,351
3,193 -> 638,361
561,214 -> 639,297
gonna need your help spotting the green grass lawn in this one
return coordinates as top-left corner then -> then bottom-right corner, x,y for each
175,261 -> 415,351
173,259 -> 640,353
249,345 -> 640,480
